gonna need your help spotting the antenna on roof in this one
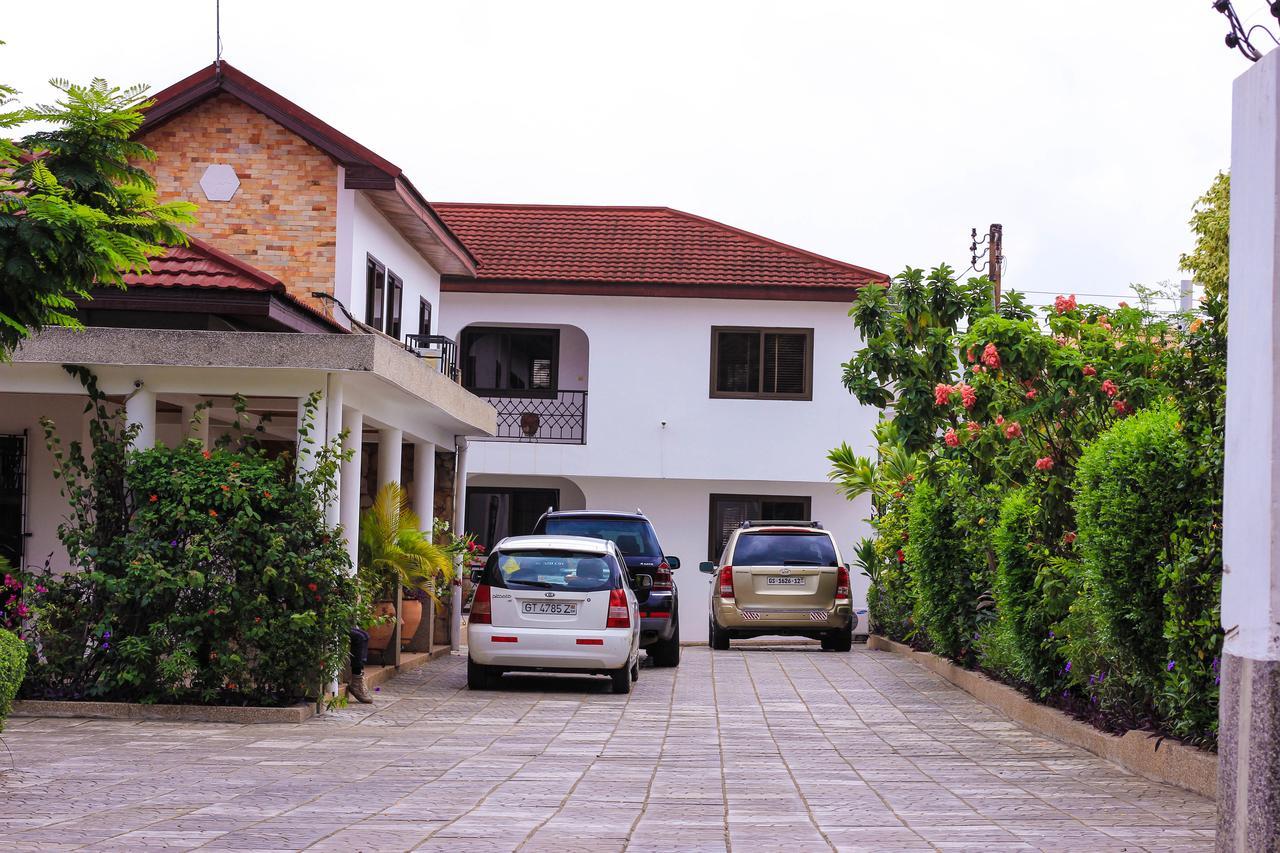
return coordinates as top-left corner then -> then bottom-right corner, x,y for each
214,0 -> 223,77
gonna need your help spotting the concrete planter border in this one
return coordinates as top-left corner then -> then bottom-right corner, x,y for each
867,634 -> 1218,799
11,698 -> 315,724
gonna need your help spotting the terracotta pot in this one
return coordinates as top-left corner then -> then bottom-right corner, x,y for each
400,599 -> 423,648
367,601 -> 398,652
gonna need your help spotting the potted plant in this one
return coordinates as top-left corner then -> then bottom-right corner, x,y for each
357,483 -> 453,654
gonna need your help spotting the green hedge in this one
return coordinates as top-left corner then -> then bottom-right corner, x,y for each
992,490 -> 1066,694
0,628 -> 25,733
1074,406 -> 1191,698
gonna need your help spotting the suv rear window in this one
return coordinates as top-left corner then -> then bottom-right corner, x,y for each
540,517 -> 661,557
730,532 -> 838,567
483,548 -> 621,592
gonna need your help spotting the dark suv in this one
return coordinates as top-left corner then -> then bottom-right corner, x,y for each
531,510 -> 682,667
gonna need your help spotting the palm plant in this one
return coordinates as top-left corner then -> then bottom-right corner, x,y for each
357,483 -> 454,604
827,419 -> 924,508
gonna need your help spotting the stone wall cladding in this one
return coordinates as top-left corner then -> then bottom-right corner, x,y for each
139,93 -> 338,309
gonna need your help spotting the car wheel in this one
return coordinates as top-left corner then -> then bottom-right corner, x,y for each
611,661 -> 633,694
830,623 -> 854,653
467,656 -> 494,690
650,618 -> 681,667
709,616 -> 730,650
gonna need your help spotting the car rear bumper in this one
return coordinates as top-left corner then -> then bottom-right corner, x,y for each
468,625 -> 634,670
714,600 -> 853,631
639,590 -> 677,645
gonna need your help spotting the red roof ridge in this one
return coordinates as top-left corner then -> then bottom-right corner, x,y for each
434,202 -> 674,213
181,235 -> 286,292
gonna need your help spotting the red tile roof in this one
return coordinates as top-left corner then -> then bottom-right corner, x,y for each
122,237 -> 287,293
434,203 -> 886,300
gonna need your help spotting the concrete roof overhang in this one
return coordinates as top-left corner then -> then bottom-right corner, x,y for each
5,328 -> 495,447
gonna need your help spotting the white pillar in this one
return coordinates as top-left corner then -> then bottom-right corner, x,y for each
451,437 -> 469,650
340,407 -> 364,574
180,402 -> 210,449
321,376 -> 342,529
377,427 -> 403,490
125,385 -> 156,450
295,392 -> 327,478
413,441 -> 436,532
1222,48 -> 1280,845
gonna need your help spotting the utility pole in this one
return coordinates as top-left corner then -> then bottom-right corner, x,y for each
970,223 -> 1004,306
989,223 -> 1003,307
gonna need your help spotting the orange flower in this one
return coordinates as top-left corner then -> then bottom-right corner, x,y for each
149,494 -> 158,503
263,490 -> 272,499
202,449 -> 211,460
221,484 -> 230,492
209,509 -> 218,518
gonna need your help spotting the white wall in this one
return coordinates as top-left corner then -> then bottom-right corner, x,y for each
442,292 -> 876,484
337,186 -> 443,340
469,472 -> 872,642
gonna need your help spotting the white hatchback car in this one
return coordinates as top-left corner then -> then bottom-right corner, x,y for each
467,535 -> 647,693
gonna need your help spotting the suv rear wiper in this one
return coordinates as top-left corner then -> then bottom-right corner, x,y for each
781,560 -> 824,566
508,579 -> 560,589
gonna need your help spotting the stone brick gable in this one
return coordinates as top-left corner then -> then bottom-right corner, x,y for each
138,94 -> 338,309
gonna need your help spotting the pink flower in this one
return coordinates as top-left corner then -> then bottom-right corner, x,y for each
981,343 -> 1001,369
965,347 -> 975,364
934,383 -> 954,407
1113,399 -> 1130,415
958,383 -> 977,410
896,549 -> 905,564
1054,294 -> 1078,314
1082,365 -> 1097,377
1004,422 -> 1023,439
1118,301 -> 1129,308
1035,456 -> 1054,471
15,602 -> 29,618
944,428 -> 960,448
966,422 -> 981,437
995,414 -> 1005,426
1064,532 -> 1077,545
1101,379 -> 1118,398
1025,389 -> 1037,400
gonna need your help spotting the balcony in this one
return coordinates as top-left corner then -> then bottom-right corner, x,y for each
476,390 -> 588,444
404,334 -> 459,382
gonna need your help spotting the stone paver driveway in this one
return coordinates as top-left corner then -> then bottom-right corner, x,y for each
1,645 -> 1215,851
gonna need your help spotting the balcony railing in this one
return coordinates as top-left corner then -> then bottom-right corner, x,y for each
404,334 -> 459,382
475,390 -> 588,444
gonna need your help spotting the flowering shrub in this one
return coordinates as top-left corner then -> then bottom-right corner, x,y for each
21,373 -> 354,706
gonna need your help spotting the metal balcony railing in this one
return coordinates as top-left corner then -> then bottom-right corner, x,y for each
404,334 -> 459,382
475,390 -> 588,444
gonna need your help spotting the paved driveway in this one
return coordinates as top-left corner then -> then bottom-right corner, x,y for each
1,645 -> 1215,852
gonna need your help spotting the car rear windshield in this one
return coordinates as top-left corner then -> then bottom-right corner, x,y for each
484,549 -> 622,592
541,517 -> 661,557
731,532 -> 838,567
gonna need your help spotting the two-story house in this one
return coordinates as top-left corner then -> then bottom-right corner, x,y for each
433,204 -> 886,641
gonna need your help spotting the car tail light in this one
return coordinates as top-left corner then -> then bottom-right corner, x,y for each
719,565 -> 735,600
836,565 -> 851,602
653,562 -> 674,591
471,583 -> 492,625
606,588 -> 630,628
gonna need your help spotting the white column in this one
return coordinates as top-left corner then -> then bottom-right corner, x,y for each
295,392 -> 327,478
413,441 -> 436,533
451,437 -> 469,650
377,427 -> 403,489
321,376 -> 342,529
125,385 -> 156,451
1222,48 -> 1280,845
340,407 -> 364,574
180,402 -> 210,449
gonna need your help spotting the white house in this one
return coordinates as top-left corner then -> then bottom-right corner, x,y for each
433,204 -> 884,641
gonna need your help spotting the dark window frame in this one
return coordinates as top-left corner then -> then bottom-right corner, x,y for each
460,326 -> 561,399
365,255 -> 386,331
418,297 -> 432,336
386,271 -> 403,340
707,492 -> 812,562
465,486 -> 561,551
709,326 -> 814,401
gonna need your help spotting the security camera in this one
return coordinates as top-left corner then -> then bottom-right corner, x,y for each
133,379 -> 143,389
660,419 -> 668,428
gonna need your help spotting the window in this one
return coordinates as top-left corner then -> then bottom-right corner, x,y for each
708,493 -> 811,561
460,327 -> 559,396
541,517 -> 662,557
731,531 -> 838,567
418,298 -> 432,336
365,257 -> 385,331
710,327 -> 813,400
0,434 -> 26,567
480,548 -> 621,593
465,487 -> 559,551
386,272 -> 403,339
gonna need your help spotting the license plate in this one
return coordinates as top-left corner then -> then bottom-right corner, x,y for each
766,576 -> 806,585
522,601 -> 578,615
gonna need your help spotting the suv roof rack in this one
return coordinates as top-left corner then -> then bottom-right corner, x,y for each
740,520 -> 822,529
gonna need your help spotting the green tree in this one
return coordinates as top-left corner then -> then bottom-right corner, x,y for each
1179,171 -> 1229,302
0,73 -> 196,357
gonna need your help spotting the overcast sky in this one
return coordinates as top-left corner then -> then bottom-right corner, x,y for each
3,2 -> 1267,307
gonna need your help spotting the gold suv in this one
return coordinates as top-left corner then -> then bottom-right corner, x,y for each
700,521 -> 853,651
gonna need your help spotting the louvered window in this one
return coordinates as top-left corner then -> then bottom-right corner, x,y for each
460,327 -> 559,397
710,327 -> 813,400
708,493 -> 811,561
